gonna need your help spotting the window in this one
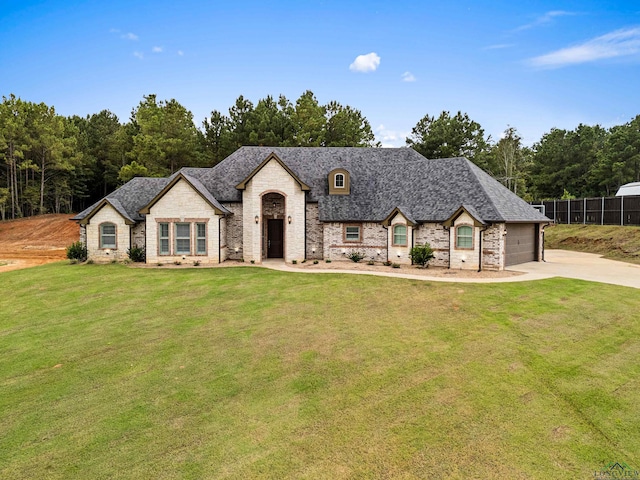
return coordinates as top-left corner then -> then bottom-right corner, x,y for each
100,223 -> 116,248
335,173 -> 345,188
175,223 -> 191,255
196,223 -> 206,255
456,225 -> 473,249
393,224 -> 407,246
345,225 -> 361,242
159,223 -> 169,255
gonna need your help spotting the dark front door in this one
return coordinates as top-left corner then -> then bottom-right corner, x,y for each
267,219 -> 284,258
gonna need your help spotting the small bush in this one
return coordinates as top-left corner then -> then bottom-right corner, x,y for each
392,263 -> 400,268
292,260 -> 297,264
127,245 -> 146,263
174,260 -> 181,265
383,260 -> 392,266
193,260 -> 200,266
66,241 -> 87,262
313,260 -> 319,264
367,260 -> 375,265
409,243 -> 435,268
325,259 -> 332,263
301,259 -> 306,263
86,259 -> 94,265
250,260 -> 255,264
347,251 -> 365,263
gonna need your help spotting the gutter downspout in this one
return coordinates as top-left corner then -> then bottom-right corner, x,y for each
218,216 -> 222,264
442,225 -> 451,269
478,225 -> 489,272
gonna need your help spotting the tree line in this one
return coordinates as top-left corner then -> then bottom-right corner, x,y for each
1,91 -> 639,220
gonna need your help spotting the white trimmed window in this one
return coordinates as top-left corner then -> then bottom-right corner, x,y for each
159,223 -> 170,255
345,225 -> 361,242
175,223 -> 191,255
196,223 -> 206,255
456,225 -> 473,249
335,173 -> 345,188
100,223 -> 116,249
393,224 -> 407,246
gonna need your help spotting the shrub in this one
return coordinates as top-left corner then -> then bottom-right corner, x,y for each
66,242 -> 87,262
409,243 -> 435,268
383,260 -> 392,266
313,260 -> 319,264
367,260 -> 375,265
292,260 -> 297,264
127,245 -> 146,263
326,259 -> 332,263
392,263 -> 400,268
347,251 -> 365,263
193,260 -> 200,266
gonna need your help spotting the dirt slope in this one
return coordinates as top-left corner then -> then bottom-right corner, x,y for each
0,214 -> 79,272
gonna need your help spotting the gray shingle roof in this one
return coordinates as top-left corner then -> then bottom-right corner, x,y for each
74,147 -> 549,225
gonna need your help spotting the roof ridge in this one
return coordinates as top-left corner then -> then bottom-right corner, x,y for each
461,159 -> 504,222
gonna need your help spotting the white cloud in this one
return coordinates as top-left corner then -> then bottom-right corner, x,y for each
375,124 -> 409,148
133,51 -> 144,60
483,44 -> 515,50
349,52 -> 380,73
152,46 -> 163,53
122,32 -> 139,41
177,50 -> 184,56
528,26 -> 640,68
401,71 -> 416,82
515,10 -> 575,32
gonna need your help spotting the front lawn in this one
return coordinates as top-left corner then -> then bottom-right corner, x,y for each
1,264 -> 639,479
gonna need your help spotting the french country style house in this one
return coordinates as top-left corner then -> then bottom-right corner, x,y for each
72,147 -> 550,270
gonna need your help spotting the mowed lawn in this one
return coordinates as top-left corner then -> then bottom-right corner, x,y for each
1,264 -> 639,479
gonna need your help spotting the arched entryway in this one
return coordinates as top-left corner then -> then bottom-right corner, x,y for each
262,192 -> 286,258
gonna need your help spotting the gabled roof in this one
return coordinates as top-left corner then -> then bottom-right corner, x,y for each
235,152 -> 310,191
139,172 -> 230,215
182,147 -> 549,223
381,206 -> 417,227
72,177 -> 169,223
442,205 -> 487,227
75,147 -> 549,226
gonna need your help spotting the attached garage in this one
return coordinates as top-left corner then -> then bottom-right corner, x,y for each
505,223 -> 537,266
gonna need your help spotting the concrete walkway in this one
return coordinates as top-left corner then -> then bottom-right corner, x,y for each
262,250 -> 640,289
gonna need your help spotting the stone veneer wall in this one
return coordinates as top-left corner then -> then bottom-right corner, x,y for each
85,204 -> 130,262
145,179 -> 223,264
413,223 -> 450,268
131,223 -> 146,250
79,224 -> 87,246
481,223 -> 505,270
242,159 -> 306,263
305,203 -> 323,260
323,222 -> 387,262
223,203 -> 243,260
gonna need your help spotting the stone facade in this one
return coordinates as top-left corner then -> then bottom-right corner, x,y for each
85,203 -> 130,262
413,223 -> 450,268
481,223 -> 505,271
449,212 -> 480,270
323,221 -> 387,262
241,158 -> 306,263
145,179 -> 223,265
305,203 -> 323,260
131,222 -> 145,250
387,212 -> 413,265
223,203 -> 243,260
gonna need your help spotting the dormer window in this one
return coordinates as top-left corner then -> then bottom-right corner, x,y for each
329,168 -> 350,195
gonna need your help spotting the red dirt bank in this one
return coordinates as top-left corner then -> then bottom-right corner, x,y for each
0,214 -> 79,272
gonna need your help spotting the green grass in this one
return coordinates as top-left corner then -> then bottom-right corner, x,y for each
546,224 -> 640,264
1,263 -> 640,479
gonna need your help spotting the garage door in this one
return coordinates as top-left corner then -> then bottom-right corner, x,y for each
505,223 -> 536,266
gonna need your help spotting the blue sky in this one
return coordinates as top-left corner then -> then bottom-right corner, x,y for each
2,0 -> 639,147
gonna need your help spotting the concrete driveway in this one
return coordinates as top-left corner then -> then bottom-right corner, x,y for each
263,250 -> 640,288
513,249 -> 640,289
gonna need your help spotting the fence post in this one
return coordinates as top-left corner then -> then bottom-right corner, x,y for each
554,199 -> 556,223
601,197 -> 604,225
621,196 -> 624,226
568,199 -> 571,225
583,197 -> 586,224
